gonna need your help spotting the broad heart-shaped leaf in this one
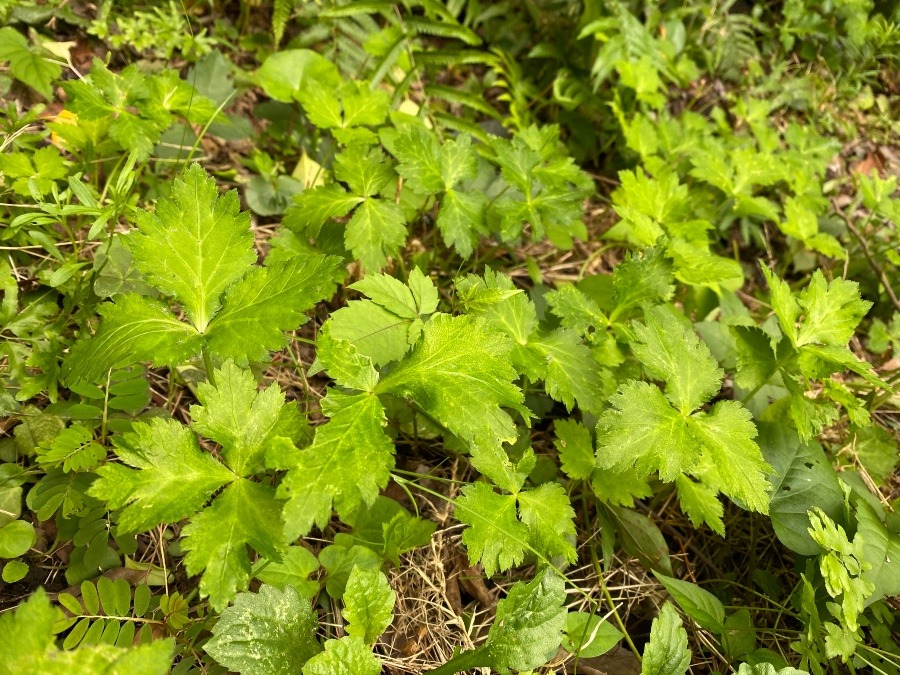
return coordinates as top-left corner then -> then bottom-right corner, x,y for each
128,163 -> 256,332
88,418 -> 234,534
204,584 -> 321,675
205,255 -> 343,364
653,573 -> 725,634
641,602 -> 691,675
377,313 -> 529,452
0,589 -> 174,674
345,198 -> 407,271
274,391 -> 395,539
856,500 -> 900,605
630,305 -> 723,415
757,420 -> 844,556
62,294 -> 203,384
485,568 -> 567,673
190,361 -> 305,476
456,483 -> 528,577
182,479 -> 287,611
302,637 -> 381,675
343,568 -> 395,645
736,664 -> 809,675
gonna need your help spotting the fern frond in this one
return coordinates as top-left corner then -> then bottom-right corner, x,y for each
405,17 -> 482,46
425,84 -> 502,119
272,0 -> 292,47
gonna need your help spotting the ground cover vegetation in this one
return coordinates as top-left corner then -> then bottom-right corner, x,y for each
0,0 -> 898,673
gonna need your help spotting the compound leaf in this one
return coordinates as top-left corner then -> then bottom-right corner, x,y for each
205,256 -> 343,364
456,483 -> 527,577
378,314 -> 528,452
88,418 -> 234,534
275,392 -> 394,539
190,362 -> 304,477
128,164 -> 256,332
182,479 -> 287,612
63,295 -> 203,384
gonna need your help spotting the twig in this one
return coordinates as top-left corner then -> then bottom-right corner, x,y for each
841,214 -> 900,312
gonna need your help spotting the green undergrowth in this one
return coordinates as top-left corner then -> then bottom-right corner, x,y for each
1,1 -> 898,674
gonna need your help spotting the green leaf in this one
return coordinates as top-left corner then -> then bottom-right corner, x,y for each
328,302 -> 416,368
732,326 -> 779,391
378,314 -> 528,453
562,612 -> 623,658
736,664 -> 808,675
653,573 -> 725,633
611,246 -> 674,318
526,329 -> 607,413
689,402 -> 771,514
128,163 -> 256,332
641,602 -> 691,675
182,479 -> 287,611
314,325 -> 379,392
761,267 -> 800,347
190,361 -> 303,476
596,381 -> 696,482
204,584 -> 321,674
275,392 -> 394,538
2,560 -> 29,583
383,124 -> 445,194
675,476 -> 724,536
88,418 -> 234,534
256,49 -> 340,103
302,637 -> 381,675
436,188 -> 486,258
345,199 -> 407,271
553,419 -> 595,481
456,483 -> 527,577
0,589 -> 174,673
343,568 -> 395,645
546,285 -> 602,334
62,294 -> 203,384
631,306 -> 723,414
253,546 -> 320,597
351,268 -> 438,319
856,500 -> 900,604
796,271 -> 871,347
517,482 -> 577,564
285,183 -> 364,236
485,568 -> 568,673
205,256 -> 342,363
0,28 -> 61,99
36,425 -> 105,473
758,420 -> 844,556
0,520 -> 35,558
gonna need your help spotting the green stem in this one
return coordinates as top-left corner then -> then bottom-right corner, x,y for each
202,349 -> 216,386
426,647 -> 490,675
